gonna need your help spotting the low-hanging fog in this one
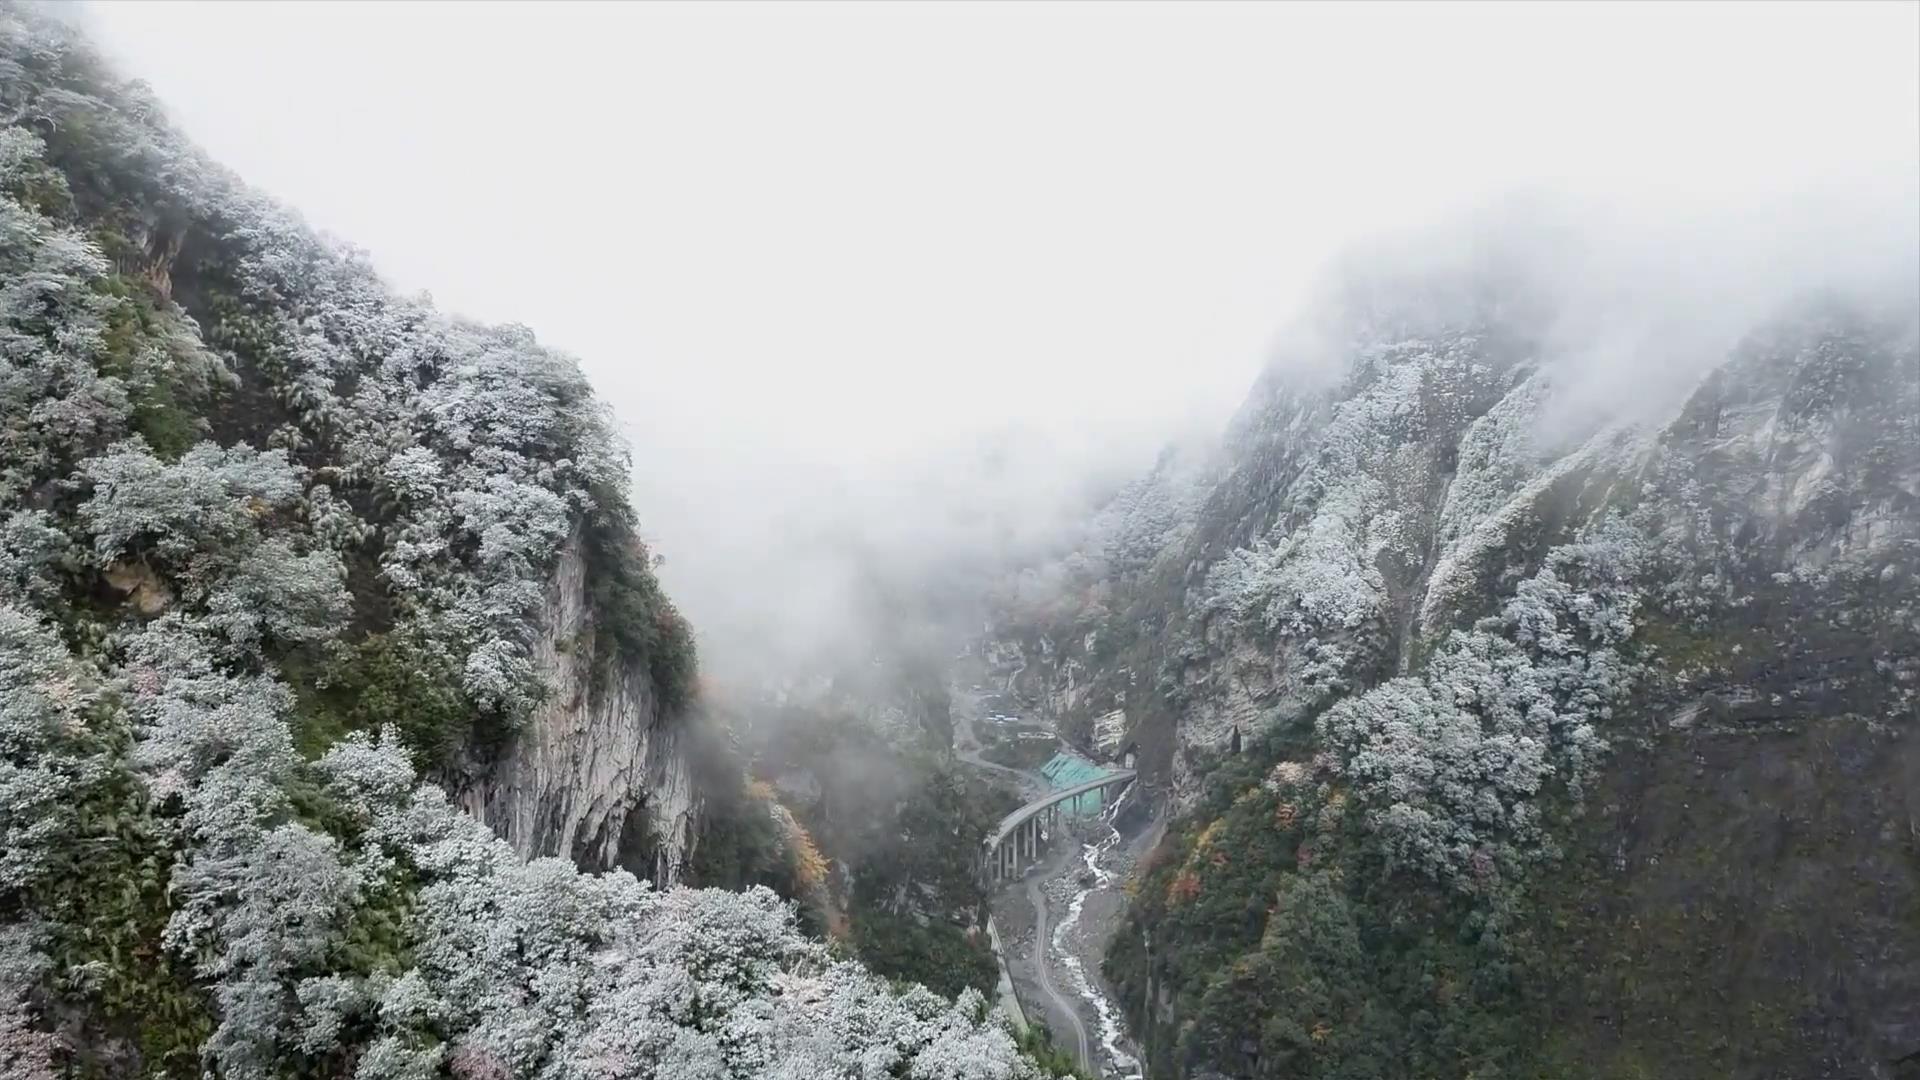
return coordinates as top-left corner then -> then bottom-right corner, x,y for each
80,1 -> 1920,686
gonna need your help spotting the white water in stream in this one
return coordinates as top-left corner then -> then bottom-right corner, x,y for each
1049,785 -> 1144,1079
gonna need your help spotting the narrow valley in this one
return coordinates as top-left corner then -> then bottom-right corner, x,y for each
1,5 -> 1914,1079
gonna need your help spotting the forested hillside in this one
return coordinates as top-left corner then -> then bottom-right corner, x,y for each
0,7 -> 1057,1077
987,239 -> 1920,1076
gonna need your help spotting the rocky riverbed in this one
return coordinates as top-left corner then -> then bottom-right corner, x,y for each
954,670 -> 1160,1077
989,794 -> 1161,1078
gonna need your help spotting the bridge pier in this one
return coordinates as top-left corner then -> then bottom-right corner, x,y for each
982,768 -> 1136,888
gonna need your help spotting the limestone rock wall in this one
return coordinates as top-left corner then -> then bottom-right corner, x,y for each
461,528 -> 698,885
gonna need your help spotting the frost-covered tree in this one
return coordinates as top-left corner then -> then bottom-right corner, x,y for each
78,439 -> 304,565
0,603 -> 103,894
0,511 -> 73,607
0,924 -> 60,1080
0,604 -> 106,1077
1317,517 -> 1650,891
304,734 -> 1047,1080
0,128 -> 129,502
78,439 -> 349,655
202,538 -> 349,651
114,615 -> 362,1076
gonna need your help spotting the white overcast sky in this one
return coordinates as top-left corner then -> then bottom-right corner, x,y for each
80,1 -> 1918,452
76,0 -> 1920,649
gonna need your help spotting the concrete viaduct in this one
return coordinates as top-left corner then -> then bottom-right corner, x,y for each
982,769 -> 1135,883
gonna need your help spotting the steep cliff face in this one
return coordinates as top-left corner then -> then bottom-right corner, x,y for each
1529,312 -> 1920,1078
460,528 -> 698,884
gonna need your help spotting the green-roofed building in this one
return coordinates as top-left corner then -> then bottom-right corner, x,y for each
1039,752 -> 1111,817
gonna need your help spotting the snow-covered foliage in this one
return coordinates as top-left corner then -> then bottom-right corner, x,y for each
78,440 -> 305,563
205,539 -> 351,647
0,924 -> 60,1080
1317,517 -> 1650,889
1182,317 -> 1653,892
115,614 -> 350,1076
1202,475 -> 1388,638
0,131 -> 127,503
200,217 -> 627,714
1090,459 -> 1200,575
1200,335 -> 1519,699
0,603 -> 104,894
0,605 -> 103,1079
111,594 -> 1045,1078
1,1 -> 657,719
0,511 -> 73,608
296,733 -> 1045,1080
1418,422 -> 1645,630
78,439 -> 351,655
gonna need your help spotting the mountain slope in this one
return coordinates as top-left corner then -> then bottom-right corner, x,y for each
989,249 -> 1918,1077
0,8 -> 1056,1078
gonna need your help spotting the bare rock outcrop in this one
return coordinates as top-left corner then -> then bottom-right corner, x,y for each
461,528 -> 698,885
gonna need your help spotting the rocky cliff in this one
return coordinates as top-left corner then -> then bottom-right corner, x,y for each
460,527 -> 698,884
